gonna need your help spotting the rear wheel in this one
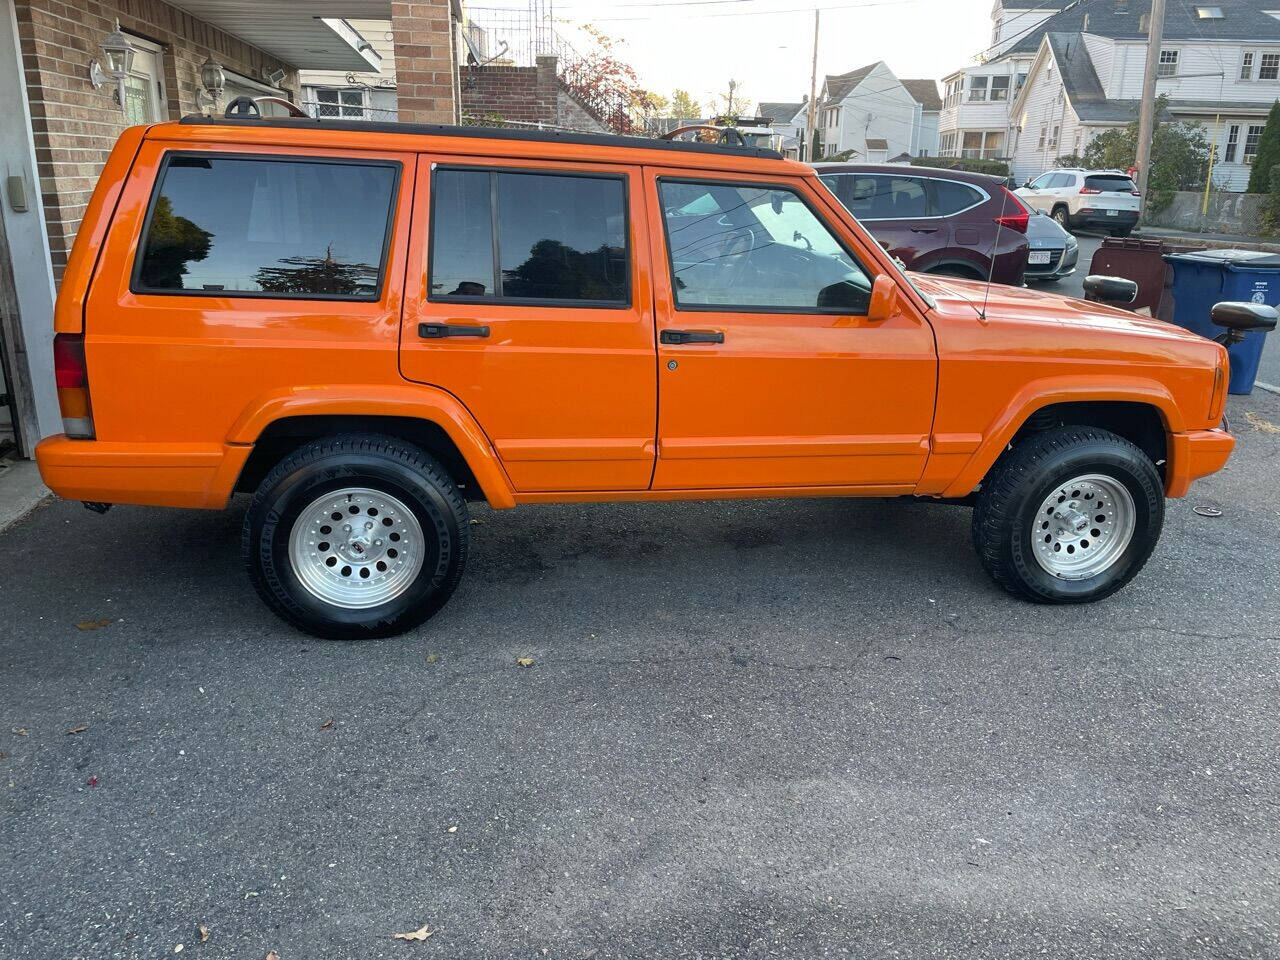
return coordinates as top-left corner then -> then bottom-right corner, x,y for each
972,426 -> 1163,603
243,434 -> 468,639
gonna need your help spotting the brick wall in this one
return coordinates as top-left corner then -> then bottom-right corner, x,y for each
460,55 -> 559,126
390,0 -> 454,124
13,0 -> 296,279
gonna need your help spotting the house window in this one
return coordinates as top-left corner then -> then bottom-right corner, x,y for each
1244,125 -> 1265,163
1038,125 -> 1047,148
1157,50 -> 1179,78
990,75 -> 1011,102
823,107 -> 841,128
969,76 -> 989,102
1241,52 -> 1255,81
1049,125 -> 1060,148
314,88 -> 366,119
1015,72 -> 1028,94
430,169 -> 629,304
1262,53 -> 1280,81
1225,125 -> 1240,163
939,131 -> 957,156
961,131 -> 1005,159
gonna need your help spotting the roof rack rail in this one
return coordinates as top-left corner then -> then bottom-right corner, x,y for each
177,114 -> 785,160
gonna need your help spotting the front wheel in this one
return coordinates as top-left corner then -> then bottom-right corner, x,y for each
972,426 -> 1164,603
1052,206 -> 1071,230
243,434 -> 469,639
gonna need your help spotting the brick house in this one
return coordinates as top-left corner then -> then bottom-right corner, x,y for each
0,0 -> 459,458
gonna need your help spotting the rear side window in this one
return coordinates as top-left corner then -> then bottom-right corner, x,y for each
820,174 -> 926,220
430,168 -> 629,304
135,154 -> 398,300
1085,175 -> 1137,193
930,179 -> 985,215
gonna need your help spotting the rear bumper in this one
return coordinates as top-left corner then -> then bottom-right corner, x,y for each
1166,427 -> 1235,498
1071,209 -> 1139,230
34,435 -> 249,509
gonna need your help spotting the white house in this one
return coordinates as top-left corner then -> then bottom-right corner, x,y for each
901,79 -> 942,155
1008,6 -> 1280,188
297,18 -> 396,120
817,62 -> 931,160
757,100 -> 809,158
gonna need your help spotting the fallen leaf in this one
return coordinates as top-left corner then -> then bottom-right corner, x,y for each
447,825 -> 457,833
392,925 -> 435,942
265,953 -> 280,960
66,725 -> 88,735
1246,411 -> 1280,434
516,657 -> 535,668
76,618 -> 116,631
12,728 -> 28,737
426,653 -> 438,664
174,946 -> 183,954
198,925 -> 209,943
318,718 -> 334,731
87,775 -> 99,787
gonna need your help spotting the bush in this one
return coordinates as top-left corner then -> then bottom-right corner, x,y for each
1264,163 -> 1280,236
1247,102 -> 1280,194
910,156 -> 1010,177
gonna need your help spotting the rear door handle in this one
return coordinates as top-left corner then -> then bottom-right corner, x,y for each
419,322 -> 490,339
661,329 -> 724,345
910,227 -> 939,234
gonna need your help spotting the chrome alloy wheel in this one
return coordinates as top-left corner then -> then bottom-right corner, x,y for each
1030,474 -> 1135,581
288,487 -> 425,608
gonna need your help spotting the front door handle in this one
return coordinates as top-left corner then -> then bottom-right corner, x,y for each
419,322 -> 490,339
910,227 -> 939,234
661,329 -> 724,345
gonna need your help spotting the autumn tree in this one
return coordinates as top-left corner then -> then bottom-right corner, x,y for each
669,89 -> 701,119
558,25 -> 651,134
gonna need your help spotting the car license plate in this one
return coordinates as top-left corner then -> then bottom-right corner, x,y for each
1107,209 -> 1119,216
1028,250 -> 1052,265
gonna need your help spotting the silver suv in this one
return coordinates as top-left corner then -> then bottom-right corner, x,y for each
1016,169 -> 1140,236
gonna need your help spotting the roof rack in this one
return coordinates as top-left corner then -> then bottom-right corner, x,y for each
178,112 -> 784,160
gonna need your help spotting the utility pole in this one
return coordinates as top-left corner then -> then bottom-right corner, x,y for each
1134,0 -> 1167,219
805,9 -> 820,161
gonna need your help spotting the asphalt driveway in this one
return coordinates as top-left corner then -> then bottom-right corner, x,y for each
3,392 -> 1279,960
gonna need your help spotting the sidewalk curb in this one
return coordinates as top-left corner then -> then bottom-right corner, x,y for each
0,460 -> 53,535
1136,229 -> 1280,255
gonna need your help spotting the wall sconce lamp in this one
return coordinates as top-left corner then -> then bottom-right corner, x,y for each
91,19 -> 136,111
197,55 -> 226,114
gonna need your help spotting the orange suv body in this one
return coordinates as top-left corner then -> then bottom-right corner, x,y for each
37,118 -> 1235,637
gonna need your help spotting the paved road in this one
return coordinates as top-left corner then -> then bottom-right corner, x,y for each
3,390 -> 1280,959
1050,233 -> 1280,389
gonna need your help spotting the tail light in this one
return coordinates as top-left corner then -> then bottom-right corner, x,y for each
1079,186 -> 1102,195
994,188 -> 1029,233
53,333 -> 94,438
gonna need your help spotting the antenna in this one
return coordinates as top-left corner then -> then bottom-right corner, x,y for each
980,180 -> 1013,321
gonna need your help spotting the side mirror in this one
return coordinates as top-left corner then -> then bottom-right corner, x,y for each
1083,274 -> 1138,304
1211,301 -> 1278,333
867,274 -> 899,323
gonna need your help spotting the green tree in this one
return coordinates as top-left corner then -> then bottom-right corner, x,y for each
669,88 -> 701,119
1077,95 -> 1209,214
137,195 -> 213,289
1247,100 -> 1280,194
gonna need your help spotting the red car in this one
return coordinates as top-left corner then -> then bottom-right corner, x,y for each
814,163 -> 1030,287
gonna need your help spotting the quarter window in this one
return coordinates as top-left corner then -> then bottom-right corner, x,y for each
932,179 -> 985,215
657,180 -> 871,314
429,169 -> 629,304
135,155 -> 398,299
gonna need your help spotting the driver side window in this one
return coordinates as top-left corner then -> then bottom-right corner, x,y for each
657,179 -> 872,314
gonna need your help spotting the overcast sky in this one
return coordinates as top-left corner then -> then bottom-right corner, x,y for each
541,0 -> 994,113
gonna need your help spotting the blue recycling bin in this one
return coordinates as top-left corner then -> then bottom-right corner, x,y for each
1164,249 -> 1280,395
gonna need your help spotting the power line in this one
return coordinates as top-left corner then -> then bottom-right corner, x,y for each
556,0 -> 926,22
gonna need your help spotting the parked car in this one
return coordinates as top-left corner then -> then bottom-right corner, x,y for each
1024,209 -> 1079,283
814,163 -> 1030,286
38,114 -> 1243,639
1017,169 -> 1140,236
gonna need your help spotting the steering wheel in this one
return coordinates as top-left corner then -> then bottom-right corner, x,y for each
721,226 -> 757,288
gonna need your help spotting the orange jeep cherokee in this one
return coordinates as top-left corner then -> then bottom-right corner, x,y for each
37,115 -> 1243,639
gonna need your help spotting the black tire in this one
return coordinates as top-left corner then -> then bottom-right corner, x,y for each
1111,226 -> 1133,238
972,426 -> 1164,604
1051,205 -> 1072,230
242,434 -> 468,640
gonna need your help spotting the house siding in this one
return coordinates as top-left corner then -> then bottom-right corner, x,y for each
1010,56 -> 1085,180
12,0 -> 297,279
823,62 -> 923,159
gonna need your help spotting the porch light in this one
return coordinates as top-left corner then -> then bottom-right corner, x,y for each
97,19 -> 135,111
197,56 -> 226,114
